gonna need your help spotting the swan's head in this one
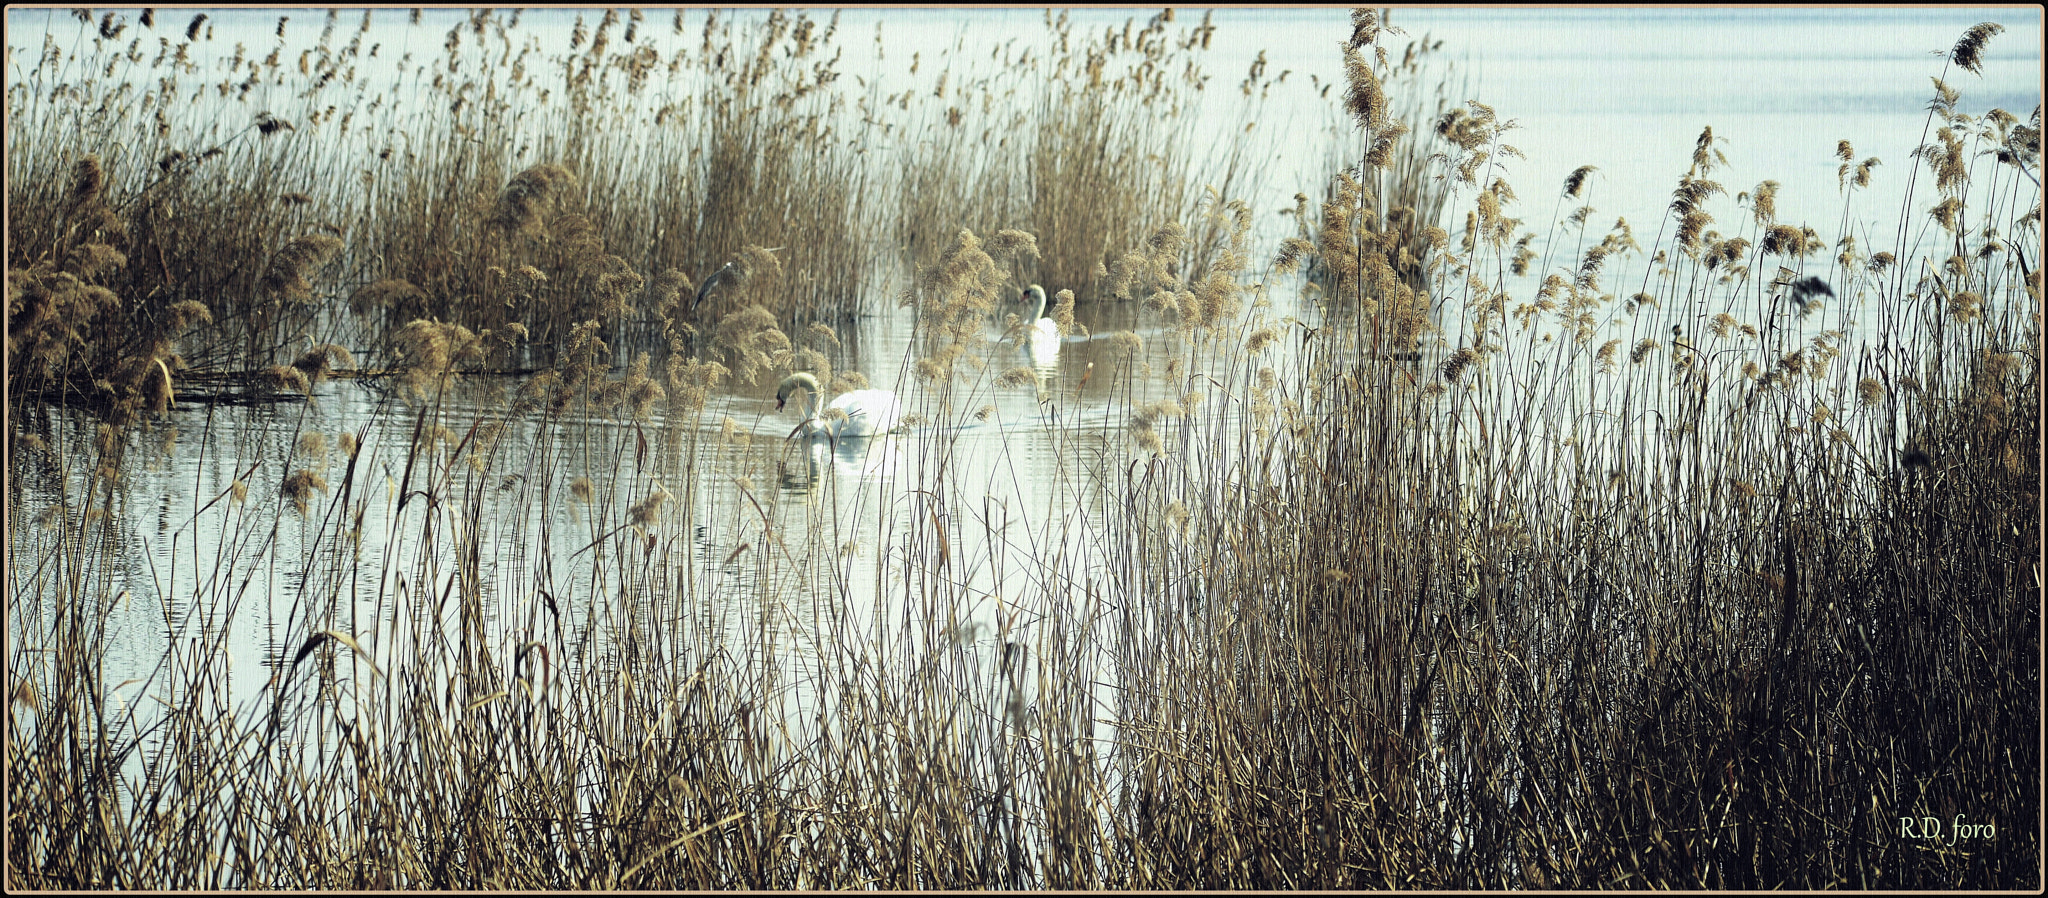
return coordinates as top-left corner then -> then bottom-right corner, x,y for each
775,372 -> 822,413
1020,284 -> 1048,317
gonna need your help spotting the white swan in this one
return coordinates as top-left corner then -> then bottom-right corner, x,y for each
1020,284 -> 1062,365
775,372 -> 903,439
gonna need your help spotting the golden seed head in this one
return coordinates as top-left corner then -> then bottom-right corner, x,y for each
1629,339 -> 1657,365
281,469 -> 329,516
627,485 -> 671,528
1441,347 -> 1477,382
1952,22 -> 2004,75
1563,165 -> 1596,199
1165,501 -> 1188,533
996,367 -> 1039,390
1246,326 -> 1277,354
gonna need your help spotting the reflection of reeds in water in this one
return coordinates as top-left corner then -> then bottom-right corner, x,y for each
8,11 -> 2040,890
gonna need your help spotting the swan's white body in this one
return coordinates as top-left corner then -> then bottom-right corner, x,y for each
1021,284 -> 1061,365
776,372 -> 903,439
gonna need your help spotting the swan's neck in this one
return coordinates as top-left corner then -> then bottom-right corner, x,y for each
794,393 -> 831,440
1032,292 -> 1049,321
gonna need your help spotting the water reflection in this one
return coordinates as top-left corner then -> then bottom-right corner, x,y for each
9,8 -> 2037,883
774,430 -> 905,495
12,272 -> 1938,750
775,436 -> 833,495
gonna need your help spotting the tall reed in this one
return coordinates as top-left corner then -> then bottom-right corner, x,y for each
8,9 -> 2037,891
1110,11 -> 2037,887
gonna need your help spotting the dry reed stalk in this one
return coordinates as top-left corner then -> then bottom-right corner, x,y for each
7,14 -> 2036,893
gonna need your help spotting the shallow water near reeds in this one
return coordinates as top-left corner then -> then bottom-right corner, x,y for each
13,0 -> 2038,681
8,6 -> 2040,889
8,286 -> 1208,708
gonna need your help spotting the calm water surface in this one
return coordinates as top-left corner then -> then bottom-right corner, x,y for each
9,5 -> 2039,770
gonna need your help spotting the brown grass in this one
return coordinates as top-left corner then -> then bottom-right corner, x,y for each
6,12 -> 2037,891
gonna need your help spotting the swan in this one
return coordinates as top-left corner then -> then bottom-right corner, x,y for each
1019,284 -> 1062,364
775,372 -> 903,439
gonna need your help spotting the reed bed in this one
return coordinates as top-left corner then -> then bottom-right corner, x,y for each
1102,15 -> 2036,887
9,10 -> 2039,890
891,9 -> 1284,302
7,8 -> 1272,416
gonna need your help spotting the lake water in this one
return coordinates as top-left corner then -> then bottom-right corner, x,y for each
8,4 -> 2040,825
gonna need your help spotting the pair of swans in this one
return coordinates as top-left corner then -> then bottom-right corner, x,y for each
772,284 -> 1062,439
